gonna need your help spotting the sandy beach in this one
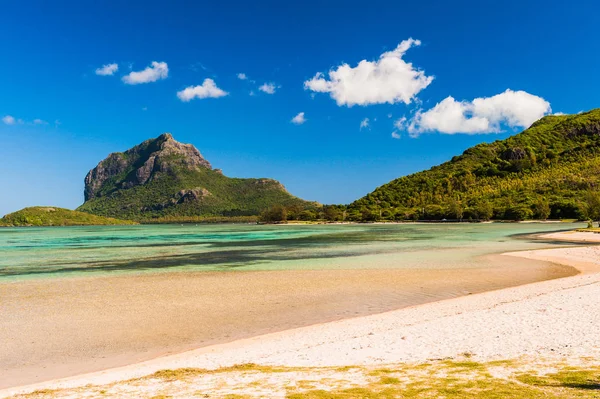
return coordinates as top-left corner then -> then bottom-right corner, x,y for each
0,254 -> 569,389
1,229 -> 599,397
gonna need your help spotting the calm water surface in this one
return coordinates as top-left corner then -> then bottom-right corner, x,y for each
0,222 -> 586,280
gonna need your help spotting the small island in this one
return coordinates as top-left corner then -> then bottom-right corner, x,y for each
0,207 -> 136,227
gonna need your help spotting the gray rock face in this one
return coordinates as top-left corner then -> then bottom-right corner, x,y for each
84,133 -> 212,200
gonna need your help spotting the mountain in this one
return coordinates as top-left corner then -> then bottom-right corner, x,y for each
77,133 -> 314,221
348,109 -> 600,221
0,207 -> 136,226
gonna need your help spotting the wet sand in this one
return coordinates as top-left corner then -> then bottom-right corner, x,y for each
0,254 -> 573,389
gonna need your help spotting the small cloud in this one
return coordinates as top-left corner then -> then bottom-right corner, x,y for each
387,113 -> 393,118
54,119 -> 61,127
360,118 -> 370,130
291,112 -> 306,125
249,90 -> 255,96
95,63 -> 119,76
2,115 -> 16,125
394,116 -> 407,130
189,62 -> 208,72
553,112 -> 566,116
177,79 -> 229,102
142,107 -> 148,111
33,118 -> 48,125
391,131 -> 401,139
122,61 -> 169,85
237,73 -> 248,80
259,82 -> 279,94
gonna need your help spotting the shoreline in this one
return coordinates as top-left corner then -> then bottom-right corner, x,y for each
1,230 -> 599,397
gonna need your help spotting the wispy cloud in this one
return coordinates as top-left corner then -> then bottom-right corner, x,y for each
95,63 -> 119,76
259,82 -> 279,94
237,73 -> 248,80
291,112 -> 306,125
122,61 -> 168,85
360,118 -> 370,130
391,131 -> 401,139
2,115 -> 51,126
2,115 -> 16,125
177,79 -> 229,102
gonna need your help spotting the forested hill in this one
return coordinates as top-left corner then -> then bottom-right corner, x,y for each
348,109 -> 600,221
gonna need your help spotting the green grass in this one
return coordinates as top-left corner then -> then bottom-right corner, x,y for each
0,206 -> 136,227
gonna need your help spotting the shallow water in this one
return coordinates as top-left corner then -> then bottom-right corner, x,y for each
0,222 -> 585,280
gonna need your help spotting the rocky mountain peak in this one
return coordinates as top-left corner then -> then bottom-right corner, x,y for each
84,133 -> 212,201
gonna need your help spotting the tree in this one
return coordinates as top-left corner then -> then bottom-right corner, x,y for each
298,210 -> 316,221
323,205 -> 344,221
504,205 -> 533,221
259,205 -> 287,223
532,197 -> 551,220
584,191 -> 600,226
475,201 -> 494,221
447,198 -> 464,220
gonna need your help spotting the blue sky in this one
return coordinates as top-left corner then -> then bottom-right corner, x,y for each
1,0 -> 600,215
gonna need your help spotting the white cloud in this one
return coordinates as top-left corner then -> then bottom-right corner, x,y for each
391,131 -> 401,139
259,82 -> 279,94
33,118 -> 48,125
142,107 -> 148,111
404,89 -> 551,136
249,90 -> 255,96
304,38 -> 433,107
95,63 -> 119,76
122,61 -> 168,85
553,112 -> 566,116
394,116 -> 407,130
177,79 -> 229,102
387,113 -> 393,118
291,112 -> 306,125
360,118 -> 370,130
237,73 -> 248,80
2,115 -> 16,125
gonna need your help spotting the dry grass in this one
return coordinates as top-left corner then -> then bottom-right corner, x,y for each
8,359 -> 600,399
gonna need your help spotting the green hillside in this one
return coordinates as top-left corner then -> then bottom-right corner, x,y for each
77,133 -> 316,222
0,207 -> 136,227
348,109 -> 600,221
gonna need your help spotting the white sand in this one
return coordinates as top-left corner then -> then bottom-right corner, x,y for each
2,230 -> 600,398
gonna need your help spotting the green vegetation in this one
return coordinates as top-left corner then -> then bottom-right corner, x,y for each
348,109 -> 600,221
0,207 -> 136,227
79,166 -> 314,221
77,134 -> 317,222
259,204 -> 347,223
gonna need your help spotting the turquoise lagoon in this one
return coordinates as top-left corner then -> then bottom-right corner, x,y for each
0,222 -> 587,280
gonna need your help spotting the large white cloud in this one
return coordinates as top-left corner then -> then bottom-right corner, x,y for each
177,79 -> 229,101
122,61 -> 168,85
304,38 -> 433,107
404,89 -> 551,136
95,63 -> 118,76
